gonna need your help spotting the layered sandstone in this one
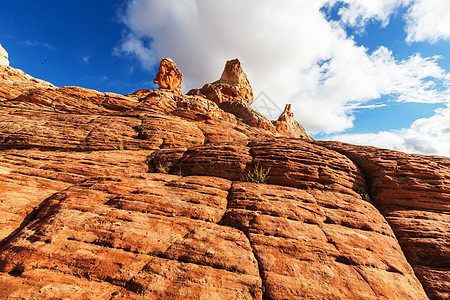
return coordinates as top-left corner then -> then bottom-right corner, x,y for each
0,59 -> 448,299
187,59 -> 313,139
317,141 -> 450,300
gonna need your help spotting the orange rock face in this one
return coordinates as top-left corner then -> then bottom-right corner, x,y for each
0,62 -> 448,299
188,58 -> 253,105
318,141 -> 450,300
153,58 -> 183,93
187,59 -> 314,138
272,104 -> 314,140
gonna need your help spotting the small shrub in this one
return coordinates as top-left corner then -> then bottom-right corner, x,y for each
176,167 -> 183,177
135,124 -> 146,133
134,123 -> 147,139
157,163 -> 170,174
354,187 -> 371,203
242,164 -> 271,184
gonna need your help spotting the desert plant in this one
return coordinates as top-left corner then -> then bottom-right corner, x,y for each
157,163 -> 170,174
176,167 -> 183,176
243,164 -> 271,184
354,187 -> 371,203
134,122 -> 147,139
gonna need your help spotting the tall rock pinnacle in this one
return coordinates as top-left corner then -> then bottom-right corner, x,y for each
153,58 -> 183,94
0,44 -> 9,66
188,58 -> 254,105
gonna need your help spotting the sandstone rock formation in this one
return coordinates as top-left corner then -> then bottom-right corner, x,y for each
317,141 -> 450,300
0,60 -> 448,299
0,64 -> 54,100
0,44 -> 8,66
273,104 -> 314,140
153,58 -> 183,94
188,58 -> 253,104
186,59 -> 313,139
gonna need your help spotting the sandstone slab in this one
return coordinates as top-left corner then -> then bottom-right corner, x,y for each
318,141 -> 450,299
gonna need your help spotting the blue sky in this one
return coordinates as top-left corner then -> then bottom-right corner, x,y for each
1,0 -> 450,156
0,1 -> 154,93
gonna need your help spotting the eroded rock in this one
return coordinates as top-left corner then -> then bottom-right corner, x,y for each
188,58 -> 253,104
318,141 -> 450,300
0,57 -> 446,299
272,104 -> 314,140
153,58 -> 183,94
0,140 -> 430,299
0,44 -> 8,66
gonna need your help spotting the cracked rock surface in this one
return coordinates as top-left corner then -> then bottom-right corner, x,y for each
0,64 -> 448,299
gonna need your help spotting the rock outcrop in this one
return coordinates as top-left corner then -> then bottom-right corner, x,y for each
273,104 -> 314,140
317,141 -> 450,300
187,59 -> 313,139
188,58 -> 253,105
0,64 -> 54,101
0,58 -> 448,299
153,58 -> 183,94
0,44 -> 8,66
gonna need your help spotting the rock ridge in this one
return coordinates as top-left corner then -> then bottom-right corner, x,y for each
0,57 -> 448,299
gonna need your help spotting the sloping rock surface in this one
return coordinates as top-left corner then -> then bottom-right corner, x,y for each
0,64 -> 448,299
318,141 -> 450,300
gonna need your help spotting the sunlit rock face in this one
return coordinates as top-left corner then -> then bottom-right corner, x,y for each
153,58 -> 183,94
0,56 -> 448,300
188,58 -> 254,105
0,44 -> 9,66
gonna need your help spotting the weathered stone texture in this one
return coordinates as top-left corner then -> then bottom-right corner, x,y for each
0,60 -> 447,299
318,141 -> 450,300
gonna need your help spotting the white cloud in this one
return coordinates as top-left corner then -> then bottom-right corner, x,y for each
116,0 -> 450,155
114,34 -> 157,69
325,0 -> 410,28
331,105 -> 450,156
328,0 -> 450,44
405,0 -> 450,43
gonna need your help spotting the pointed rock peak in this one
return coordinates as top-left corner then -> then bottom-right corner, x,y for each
153,58 -> 183,94
219,59 -> 249,86
188,58 -> 254,105
277,104 -> 293,121
0,44 -> 9,66
273,104 -> 314,140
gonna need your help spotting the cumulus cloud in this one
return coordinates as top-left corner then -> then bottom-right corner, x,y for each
117,0 -> 449,133
114,34 -> 157,68
405,0 -> 450,43
324,0 -> 410,28
116,0 -> 450,155
330,0 -> 450,43
331,104 -> 450,156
